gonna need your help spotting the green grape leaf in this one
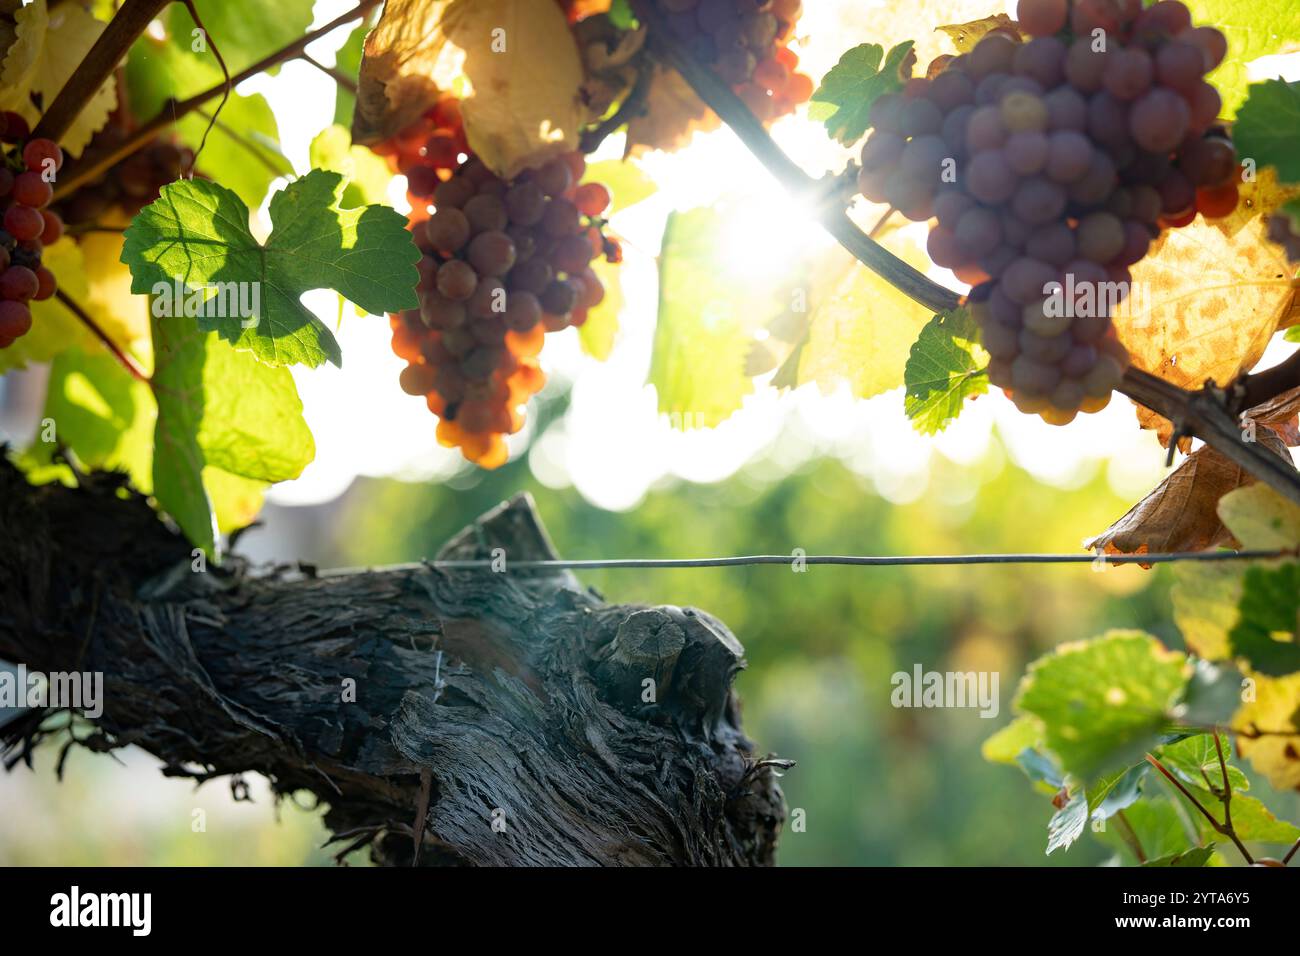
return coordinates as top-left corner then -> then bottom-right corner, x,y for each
1156,734 -> 1251,793
1182,788 -> 1300,844
333,22 -> 369,128
30,348 -> 155,491
1016,749 -> 1064,791
1098,797 -> 1200,863
151,314 -> 316,557
1182,1 -> 1300,119
1235,80 -> 1300,185
124,40 -> 292,211
578,255 -> 623,362
1228,563 -> 1300,676
309,125 -> 394,210
650,206 -> 772,428
809,41 -> 914,145
1143,846 -> 1216,867
903,308 -> 989,435
166,0 -> 315,76
982,715 -> 1043,765
122,171 -> 420,368
1015,631 -> 1191,780
1089,763 -> 1148,820
1046,791 -> 1088,855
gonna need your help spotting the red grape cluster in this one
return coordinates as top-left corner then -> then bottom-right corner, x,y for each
638,0 -> 814,121
55,120 -> 193,227
856,0 -> 1237,424
379,103 -> 620,468
0,112 -> 62,349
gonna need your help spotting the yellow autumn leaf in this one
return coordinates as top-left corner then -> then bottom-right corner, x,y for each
796,239 -> 937,399
354,0 -> 586,178
0,0 -> 116,156
1116,189 -> 1299,443
1234,673 -> 1300,792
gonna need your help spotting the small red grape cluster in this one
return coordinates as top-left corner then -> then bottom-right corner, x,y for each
0,112 -> 62,350
378,100 -> 620,468
55,121 -> 193,227
855,0 -> 1238,425
638,0 -> 814,121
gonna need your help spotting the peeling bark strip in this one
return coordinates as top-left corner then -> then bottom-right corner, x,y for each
0,459 -> 784,866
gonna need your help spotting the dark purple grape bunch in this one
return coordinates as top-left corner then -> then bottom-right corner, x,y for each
855,0 -> 1235,425
1,111 -> 63,349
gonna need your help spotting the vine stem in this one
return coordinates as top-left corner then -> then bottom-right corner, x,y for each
50,0 -> 381,202
54,289 -> 150,384
643,9 -> 1300,507
1145,751 -> 1255,865
31,0 -> 172,143
178,0 -> 231,170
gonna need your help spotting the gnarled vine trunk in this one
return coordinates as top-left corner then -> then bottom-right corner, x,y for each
0,459 -> 786,866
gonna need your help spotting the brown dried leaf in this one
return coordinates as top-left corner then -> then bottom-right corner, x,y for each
625,63 -> 720,156
354,0 -> 587,179
1118,177 -> 1299,445
1084,429 -> 1294,557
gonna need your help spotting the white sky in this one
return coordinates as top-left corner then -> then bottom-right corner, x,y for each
238,0 -> 1298,514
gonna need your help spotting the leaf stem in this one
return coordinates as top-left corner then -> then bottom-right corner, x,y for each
51,0 -> 381,202
54,288 -> 150,384
1146,751 -> 1254,865
178,0 -> 231,171
1113,809 -> 1148,864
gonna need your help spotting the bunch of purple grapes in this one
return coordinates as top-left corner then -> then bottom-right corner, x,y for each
1,112 -> 62,349
855,0 -> 1236,424
55,122 -> 193,227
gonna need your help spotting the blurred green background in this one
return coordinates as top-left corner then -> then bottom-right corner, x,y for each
4,418 -> 1214,867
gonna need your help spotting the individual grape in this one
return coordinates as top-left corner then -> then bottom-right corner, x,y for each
22,138 -> 63,175
861,131 -> 906,170
968,33 -> 1018,79
1129,185 -> 1163,223
0,265 -> 39,301
934,190 -> 974,229
1044,86 -> 1087,131
1185,26 -> 1227,72
437,259 -> 479,301
463,194 -> 509,234
1077,212 -> 1126,263
941,104 -> 976,153
1013,37 -> 1067,88
435,177 -> 476,210
1087,92 -> 1129,148
1011,177 -> 1067,225
466,231 -> 517,277
899,135 -> 948,185
1195,182 -> 1238,219
966,150 -> 1016,203
900,97 -> 944,137
542,198 -> 581,237
551,234 -> 595,275
1064,40 -> 1108,94
1155,41 -> 1204,92
1067,150 -> 1117,205
966,105 -> 1008,151
1102,49 -> 1153,101
1158,170 -> 1195,216
1129,88 -> 1189,153
0,111 -> 31,143
399,363 -> 437,397
1001,91 -> 1049,132
1020,327 -> 1072,362
503,290 -> 542,331
1005,131 -> 1049,175
425,207 -> 471,253
1017,0 -> 1069,39
2,206 -> 43,243
1002,257 -> 1057,304
573,182 -> 611,217
929,70 -> 975,112
1177,136 -> 1236,187
38,211 -> 63,246
1044,130 -> 1093,183
954,206 -> 1002,257
1027,221 -> 1076,266
509,257 -> 554,295
1114,220 -> 1152,266
1188,82 -> 1222,131
421,292 -> 468,330
0,300 -> 32,339
1010,354 -> 1061,395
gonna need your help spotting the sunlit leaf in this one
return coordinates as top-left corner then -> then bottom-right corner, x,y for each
903,308 -> 989,435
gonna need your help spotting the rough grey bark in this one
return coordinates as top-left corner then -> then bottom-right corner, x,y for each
0,459 -> 786,866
